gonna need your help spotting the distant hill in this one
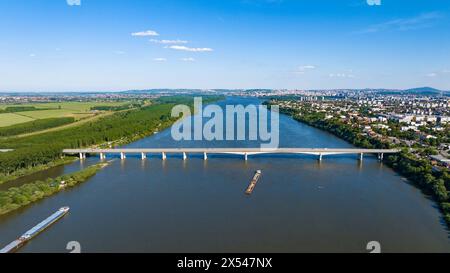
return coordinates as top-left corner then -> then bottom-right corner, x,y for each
402,87 -> 446,96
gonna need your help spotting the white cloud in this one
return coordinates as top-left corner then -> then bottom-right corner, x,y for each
113,50 -> 126,55
299,65 -> 316,70
150,39 -> 188,44
29,53 -> 36,57
357,12 -> 443,34
426,73 -> 437,77
154,58 -> 167,62
167,45 -> 213,52
329,73 -> 355,78
442,69 -> 450,73
293,65 -> 316,75
180,57 -> 195,62
132,30 -> 159,37
66,0 -> 81,6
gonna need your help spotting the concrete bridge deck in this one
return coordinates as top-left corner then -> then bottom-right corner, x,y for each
63,148 -> 400,161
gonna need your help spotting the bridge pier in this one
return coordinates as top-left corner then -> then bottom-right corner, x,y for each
162,152 -> 167,160
100,153 -> 106,160
359,153 -> 364,161
244,153 -> 248,161
204,152 -> 208,161
379,153 -> 384,161
318,154 -> 323,161
79,153 -> 86,160
183,152 -> 187,161
141,153 -> 146,160
120,152 -> 126,160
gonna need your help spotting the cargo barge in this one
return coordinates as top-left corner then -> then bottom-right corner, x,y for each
245,170 -> 262,195
0,207 -> 70,253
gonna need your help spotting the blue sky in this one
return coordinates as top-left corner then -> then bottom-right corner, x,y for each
0,0 -> 449,92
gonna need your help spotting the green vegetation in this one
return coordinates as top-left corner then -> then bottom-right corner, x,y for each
0,103 -> 176,176
0,113 -> 35,127
0,117 -> 75,137
276,104 -> 450,228
0,106 -> 47,113
90,103 -> 143,111
0,157 -> 76,185
0,101 -> 130,127
0,162 -> 108,216
0,96 -> 223,185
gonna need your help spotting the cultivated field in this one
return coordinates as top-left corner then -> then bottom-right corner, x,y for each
0,113 -> 35,127
0,101 -> 129,127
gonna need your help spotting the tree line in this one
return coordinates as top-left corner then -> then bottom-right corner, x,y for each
0,162 -> 106,216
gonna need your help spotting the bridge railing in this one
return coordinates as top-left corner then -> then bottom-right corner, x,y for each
63,148 -> 399,161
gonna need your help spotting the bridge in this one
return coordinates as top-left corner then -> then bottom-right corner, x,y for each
63,148 -> 400,161
0,149 -> 13,153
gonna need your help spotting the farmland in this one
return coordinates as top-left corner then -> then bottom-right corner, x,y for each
0,101 -> 129,127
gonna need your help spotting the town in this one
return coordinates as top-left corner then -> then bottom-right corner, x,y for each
270,93 -> 449,170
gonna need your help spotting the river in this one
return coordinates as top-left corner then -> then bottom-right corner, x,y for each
0,97 -> 449,253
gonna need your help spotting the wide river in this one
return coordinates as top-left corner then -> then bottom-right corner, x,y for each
1,97 -> 449,253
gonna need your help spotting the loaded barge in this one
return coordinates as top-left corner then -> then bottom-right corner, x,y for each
245,170 -> 262,195
0,207 -> 70,253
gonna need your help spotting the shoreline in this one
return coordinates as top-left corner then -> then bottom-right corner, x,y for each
0,96 -> 224,188
0,157 -> 78,186
277,107 -> 450,228
0,161 -> 111,217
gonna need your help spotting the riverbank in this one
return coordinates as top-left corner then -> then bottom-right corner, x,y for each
0,161 -> 110,216
2,96 -> 449,253
0,96 -> 224,187
0,157 -> 77,186
277,106 -> 450,228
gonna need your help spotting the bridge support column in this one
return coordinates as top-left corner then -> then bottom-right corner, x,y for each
120,152 -> 126,160
183,152 -> 187,161
204,152 -> 208,161
141,153 -> 146,160
79,153 -> 86,160
100,153 -> 106,160
162,152 -> 166,160
359,153 -> 364,161
244,153 -> 248,161
318,154 -> 323,161
379,153 -> 384,161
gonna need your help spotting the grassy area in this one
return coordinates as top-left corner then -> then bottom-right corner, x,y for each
0,117 -> 75,137
0,101 -> 129,127
0,102 -> 129,112
0,113 -> 35,127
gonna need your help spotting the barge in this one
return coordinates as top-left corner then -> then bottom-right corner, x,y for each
0,207 -> 70,253
245,170 -> 262,195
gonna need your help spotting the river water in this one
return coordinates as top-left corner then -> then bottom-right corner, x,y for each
0,97 -> 449,253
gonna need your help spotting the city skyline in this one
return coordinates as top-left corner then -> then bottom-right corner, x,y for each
0,0 -> 449,92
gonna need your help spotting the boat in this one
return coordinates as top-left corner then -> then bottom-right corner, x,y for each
0,207 -> 70,253
19,207 -> 70,241
245,170 -> 262,195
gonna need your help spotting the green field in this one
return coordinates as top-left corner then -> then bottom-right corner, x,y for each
0,101 -> 129,127
0,113 -> 35,127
